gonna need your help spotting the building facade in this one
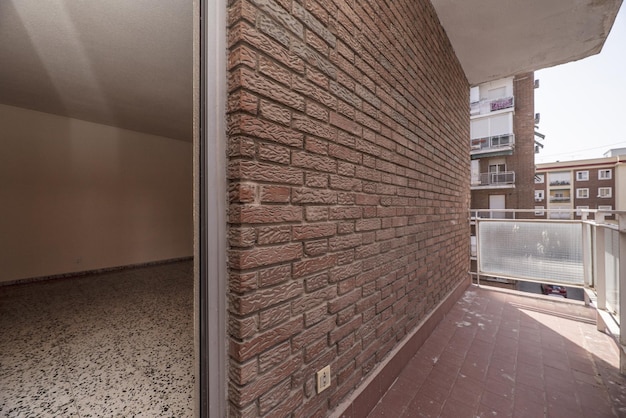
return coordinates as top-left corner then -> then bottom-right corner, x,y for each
470,74 -> 537,216
535,154 -> 626,219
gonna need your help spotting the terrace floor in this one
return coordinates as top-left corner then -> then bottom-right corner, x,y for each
368,285 -> 626,418
2,262 -> 626,417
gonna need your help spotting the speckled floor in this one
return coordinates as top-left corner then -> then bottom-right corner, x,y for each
0,260 -> 194,417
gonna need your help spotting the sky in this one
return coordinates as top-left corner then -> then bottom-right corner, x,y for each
534,5 -> 626,164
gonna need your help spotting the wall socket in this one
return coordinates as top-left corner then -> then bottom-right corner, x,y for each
316,365 -> 331,394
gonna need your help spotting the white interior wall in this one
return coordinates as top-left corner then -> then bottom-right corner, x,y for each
0,104 -> 193,283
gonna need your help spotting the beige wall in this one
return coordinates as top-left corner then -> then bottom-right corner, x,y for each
0,104 -> 193,282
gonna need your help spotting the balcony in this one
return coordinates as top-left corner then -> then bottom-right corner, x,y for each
550,196 -> 571,203
470,134 -> 515,158
367,285 -> 626,417
470,96 -> 515,116
469,209 -> 626,364
471,171 -> 515,189
550,180 -> 571,187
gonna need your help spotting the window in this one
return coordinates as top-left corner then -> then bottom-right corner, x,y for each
599,169 -> 612,180
598,187 -> 612,198
471,113 -> 513,140
534,206 -> 545,216
576,206 -> 589,216
598,205 -> 613,211
576,171 -> 589,181
576,188 -> 589,199
548,171 -> 571,186
534,174 -> 544,184
534,190 -> 544,201
488,163 -> 506,173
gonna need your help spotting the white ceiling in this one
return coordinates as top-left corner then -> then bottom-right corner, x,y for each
0,1 -> 192,141
432,0 -> 623,85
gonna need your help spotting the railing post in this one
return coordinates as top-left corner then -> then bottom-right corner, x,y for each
595,214 -> 607,333
582,220 -> 591,306
619,214 -> 626,375
475,216 -> 481,287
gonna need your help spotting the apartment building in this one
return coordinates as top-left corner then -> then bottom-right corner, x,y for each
470,73 -> 537,217
535,152 -> 626,219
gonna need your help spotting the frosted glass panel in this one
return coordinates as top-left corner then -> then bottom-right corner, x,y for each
478,221 -> 583,284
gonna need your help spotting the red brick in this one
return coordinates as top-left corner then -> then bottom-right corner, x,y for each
230,317 -> 303,362
292,286 -> 337,314
292,223 -> 336,240
229,315 -> 258,341
258,340 -> 291,373
229,227 -> 256,247
229,183 -> 256,203
292,188 -> 336,204
229,357 -> 258,386
229,355 -> 301,404
259,100 -> 291,126
305,206 -> 329,221
256,225 -> 291,245
230,113 -> 303,147
228,89 -> 259,114
328,288 -> 361,314
292,253 -> 338,278
292,75 -> 337,109
229,204 -> 302,223
259,185 -> 291,203
305,171 -> 329,188
257,264 -> 292,287
259,379 -> 291,415
292,317 -> 335,350
229,243 -> 302,270
231,280 -> 302,315
259,301 -> 293,330
229,160 -> 303,185
232,21 -> 305,73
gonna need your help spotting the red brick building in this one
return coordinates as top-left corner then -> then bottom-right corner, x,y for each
469,73 -> 538,217
535,155 -> 626,219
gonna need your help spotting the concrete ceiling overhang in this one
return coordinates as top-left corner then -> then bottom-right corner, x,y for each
0,1 -> 192,141
432,0 -> 623,85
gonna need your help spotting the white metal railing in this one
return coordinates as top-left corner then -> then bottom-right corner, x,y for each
549,196 -> 571,203
470,134 -> 515,154
472,171 -> 515,187
470,209 -> 626,374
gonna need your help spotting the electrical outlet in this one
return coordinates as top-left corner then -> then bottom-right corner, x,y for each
316,365 -> 331,394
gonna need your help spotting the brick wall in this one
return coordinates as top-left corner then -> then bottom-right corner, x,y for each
226,0 -> 469,416
510,72 -> 536,215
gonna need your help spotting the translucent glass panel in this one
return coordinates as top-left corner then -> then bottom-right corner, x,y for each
478,221 -> 584,285
605,229 -> 620,316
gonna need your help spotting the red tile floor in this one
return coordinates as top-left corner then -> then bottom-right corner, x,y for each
367,286 -> 626,417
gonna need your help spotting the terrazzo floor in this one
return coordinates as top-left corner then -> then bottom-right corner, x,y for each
0,260 -> 194,417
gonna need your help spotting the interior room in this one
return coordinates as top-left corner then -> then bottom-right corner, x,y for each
0,1 -> 195,415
